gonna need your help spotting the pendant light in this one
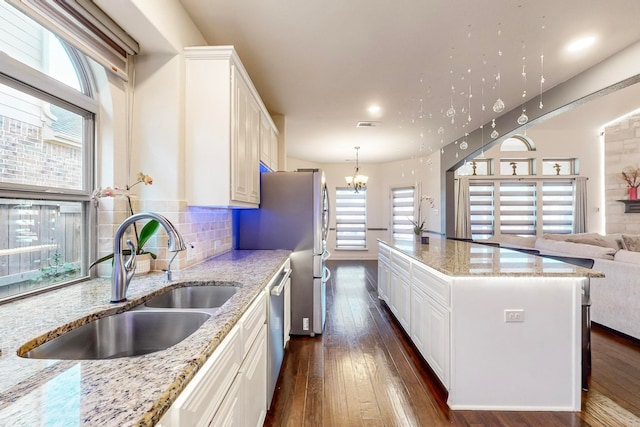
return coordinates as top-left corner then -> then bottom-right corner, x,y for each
345,146 -> 368,193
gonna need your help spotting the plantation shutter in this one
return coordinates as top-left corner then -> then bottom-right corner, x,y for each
542,180 -> 574,234
469,181 -> 495,240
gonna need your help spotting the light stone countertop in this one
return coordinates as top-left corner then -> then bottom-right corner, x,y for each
0,249 -> 290,427
380,236 -> 604,278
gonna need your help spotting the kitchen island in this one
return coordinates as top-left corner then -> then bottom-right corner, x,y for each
0,249 -> 290,426
378,237 -> 603,412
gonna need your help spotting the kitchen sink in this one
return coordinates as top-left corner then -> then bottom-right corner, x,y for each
144,282 -> 240,309
20,310 -> 211,360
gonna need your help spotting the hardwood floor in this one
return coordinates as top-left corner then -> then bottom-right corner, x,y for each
264,260 -> 640,427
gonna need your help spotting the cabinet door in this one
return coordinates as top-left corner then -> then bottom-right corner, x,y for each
247,95 -> 261,204
231,66 -> 251,203
399,274 -> 411,332
410,285 -> 427,355
241,325 -> 268,427
424,298 -> 450,388
209,374 -> 242,427
260,114 -> 272,168
269,126 -> 278,171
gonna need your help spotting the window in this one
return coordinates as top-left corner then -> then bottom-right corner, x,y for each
391,187 -> 415,241
500,159 -> 534,176
499,182 -> 537,235
0,1 -> 96,301
465,179 -> 576,240
469,182 -> 495,240
335,187 -> 366,249
457,158 -> 492,176
542,180 -> 574,234
542,159 -> 578,176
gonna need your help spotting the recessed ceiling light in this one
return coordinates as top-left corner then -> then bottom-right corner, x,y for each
368,105 -> 381,115
566,35 -> 596,52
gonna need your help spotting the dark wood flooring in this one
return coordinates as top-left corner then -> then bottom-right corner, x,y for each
264,260 -> 640,427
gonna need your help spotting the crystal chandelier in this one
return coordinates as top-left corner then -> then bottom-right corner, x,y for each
345,146 -> 368,193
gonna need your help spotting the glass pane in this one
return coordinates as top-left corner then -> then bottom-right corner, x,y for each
542,160 -> 573,175
0,81 -> 85,190
0,198 -> 86,300
0,1 -> 83,92
500,160 -> 532,176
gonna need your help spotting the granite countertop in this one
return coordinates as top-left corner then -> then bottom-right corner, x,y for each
0,249 -> 290,427
379,236 -> 604,278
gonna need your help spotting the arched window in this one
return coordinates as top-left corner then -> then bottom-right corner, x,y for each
0,0 -> 97,301
500,135 -> 536,151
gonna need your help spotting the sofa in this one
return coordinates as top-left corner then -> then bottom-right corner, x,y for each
482,233 -> 640,341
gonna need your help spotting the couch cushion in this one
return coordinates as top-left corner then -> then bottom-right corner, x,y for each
614,249 -> 640,265
565,235 -> 622,250
543,232 -> 600,241
534,238 -> 617,260
621,234 -> 640,252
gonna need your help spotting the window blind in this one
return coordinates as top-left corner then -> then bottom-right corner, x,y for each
6,0 -> 138,80
542,180 -> 574,234
499,182 -> 537,235
469,181 -> 495,240
391,187 -> 414,241
335,187 -> 366,249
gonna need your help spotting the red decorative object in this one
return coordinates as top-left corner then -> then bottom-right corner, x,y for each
629,187 -> 638,200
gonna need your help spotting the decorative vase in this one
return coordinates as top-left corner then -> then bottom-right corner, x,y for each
414,233 -> 422,244
629,187 -> 638,201
134,252 -> 151,275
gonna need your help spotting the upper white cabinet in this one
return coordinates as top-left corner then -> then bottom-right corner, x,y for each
260,112 -> 279,171
185,46 -> 277,208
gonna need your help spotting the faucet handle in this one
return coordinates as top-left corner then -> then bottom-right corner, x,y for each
124,240 -> 137,273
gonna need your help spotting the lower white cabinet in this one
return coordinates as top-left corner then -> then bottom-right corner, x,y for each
159,291 -> 268,427
377,254 -> 390,303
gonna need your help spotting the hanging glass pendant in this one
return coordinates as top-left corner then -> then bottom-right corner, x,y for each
490,129 -> 499,139
460,141 -> 468,150
517,109 -> 529,125
437,126 -> 445,135
446,106 -> 456,118
493,98 -> 505,113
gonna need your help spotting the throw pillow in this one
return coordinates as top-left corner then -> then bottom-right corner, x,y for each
565,236 -> 621,251
621,234 -> 640,252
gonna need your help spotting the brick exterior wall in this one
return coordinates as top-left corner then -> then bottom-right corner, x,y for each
0,116 -> 82,189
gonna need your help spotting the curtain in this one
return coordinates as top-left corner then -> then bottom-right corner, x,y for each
455,177 -> 472,239
574,176 -> 588,233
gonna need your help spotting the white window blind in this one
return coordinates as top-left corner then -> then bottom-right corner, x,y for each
391,187 -> 414,241
469,182 -> 495,240
6,0 -> 138,81
335,187 -> 366,249
542,180 -> 574,234
499,182 -> 537,235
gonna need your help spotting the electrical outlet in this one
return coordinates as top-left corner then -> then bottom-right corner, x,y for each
303,317 -> 310,330
504,309 -> 525,323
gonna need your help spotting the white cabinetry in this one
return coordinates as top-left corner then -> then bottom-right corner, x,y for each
259,112 -> 279,171
185,46 -> 275,208
411,262 -> 451,388
390,250 -> 411,333
158,291 -> 268,427
378,244 -> 390,303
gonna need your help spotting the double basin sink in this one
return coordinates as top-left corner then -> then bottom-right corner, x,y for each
19,282 -> 240,360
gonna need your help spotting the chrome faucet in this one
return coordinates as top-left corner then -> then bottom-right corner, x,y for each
111,212 -> 187,302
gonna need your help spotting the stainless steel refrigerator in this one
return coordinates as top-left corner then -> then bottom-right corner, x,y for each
235,169 -> 330,336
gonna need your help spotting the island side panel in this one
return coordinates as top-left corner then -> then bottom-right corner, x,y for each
448,276 -> 583,411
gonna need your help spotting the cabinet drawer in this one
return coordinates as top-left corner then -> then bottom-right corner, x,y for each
240,291 -> 267,357
412,263 -> 451,307
391,251 -> 411,274
165,326 -> 241,427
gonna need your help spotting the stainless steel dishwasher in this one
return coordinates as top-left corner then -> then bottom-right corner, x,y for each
267,259 -> 292,408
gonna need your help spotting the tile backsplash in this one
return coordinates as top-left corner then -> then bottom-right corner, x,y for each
95,198 -> 232,277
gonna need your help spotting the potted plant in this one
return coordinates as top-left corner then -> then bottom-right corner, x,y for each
91,172 -> 159,274
410,194 -> 434,244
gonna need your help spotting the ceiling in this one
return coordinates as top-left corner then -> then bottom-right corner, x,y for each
178,0 -> 640,164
